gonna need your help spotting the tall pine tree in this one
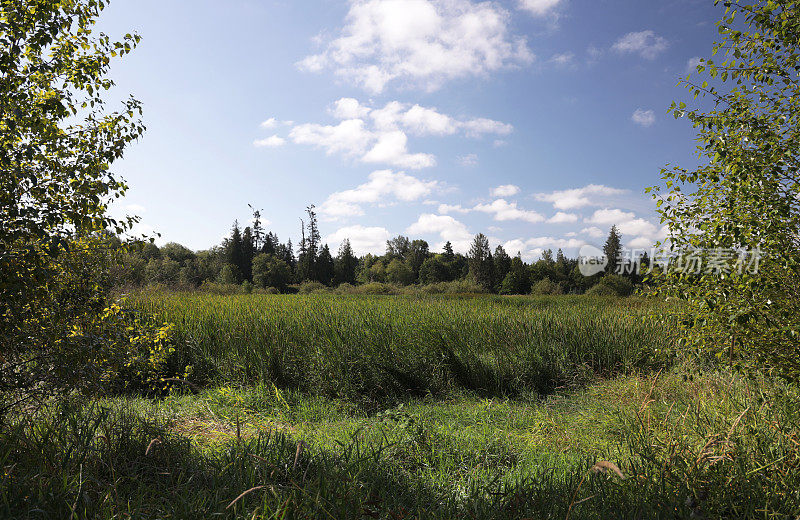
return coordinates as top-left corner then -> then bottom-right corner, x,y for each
603,225 -> 623,275
468,234 -> 494,292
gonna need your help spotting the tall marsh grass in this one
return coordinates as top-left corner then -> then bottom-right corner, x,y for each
127,292 -> 674,402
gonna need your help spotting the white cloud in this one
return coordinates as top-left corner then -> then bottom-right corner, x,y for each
279,98 -> 511,169
491,184 -> 520,197
631,108 -> 656,127
438,203 -> 469,214
330,98 -> 371,119
461,118 -> 514,138
612,30 -> 668,60
586,208 -> 637,226
550,52 -> 575,67
581,226 -> 604,239
535,184 -> 628,210
547,211 -> 578,224
458,153 -> 478,167
320,170 -> 438,220
503,236 -> 584,262
406,213 -> 473,252
298,0 -> 534,93
253,135 -> 287,148
686,56 -> 702,74
518,0 -> 563,16
326,225 -> 391,256
260,118 -> 278,129
362,130 -> 437,168
474,199 -> 545,223
585,209 -> 662,249
289,119 -> 373,157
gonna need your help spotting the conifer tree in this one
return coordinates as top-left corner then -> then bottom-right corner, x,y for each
335,239 -> 359,285
468,234 -> 494,292
603,225 -> 623,275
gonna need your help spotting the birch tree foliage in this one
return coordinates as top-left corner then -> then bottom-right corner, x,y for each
1,0 -> 146,397
650,0 -> 800,380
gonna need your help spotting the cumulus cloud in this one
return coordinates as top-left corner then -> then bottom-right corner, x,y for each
253,135 -> 287,148
362,131 -> 437,168
586,208 -> 637,225
612,30 -> 668,60
330,98 -> 371,119
298,0 -> 534,93
584,209 -> 662,249
491,184 -> 521,197
325,225 -> 391,256
406,213 -> 473,252
518,0 -> 564,16
474,199 -> 545,223
580,226 -> 604,238
547,211 -> 578,224
503,236 -> 584,261
631,108 -> 656,127
535,184 -> 628,210
438,203 -> 470,214
272,98 -> 512,169
320,170 -> 438,220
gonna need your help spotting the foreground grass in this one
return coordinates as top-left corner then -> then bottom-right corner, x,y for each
3,367 -> 799,519
128,292 -> 674,404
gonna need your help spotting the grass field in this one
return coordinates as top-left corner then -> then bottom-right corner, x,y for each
2,293 -> 799,519
128,292 -> 675,403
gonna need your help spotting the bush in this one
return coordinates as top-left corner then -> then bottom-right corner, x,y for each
197,281 -> 244,295
586,284 -> 619,297
531,278 -> 563,296
588,274 -> 634,297
297,281 -> 330,294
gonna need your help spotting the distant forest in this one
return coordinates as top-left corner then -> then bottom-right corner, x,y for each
114,205 -> 649,296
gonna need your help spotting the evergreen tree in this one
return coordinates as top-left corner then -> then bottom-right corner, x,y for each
241,226 -> 255,282
297,206 -> 321,282
500,254 -> 531,295
249,205 -> 265,251
603,225 -> 623,275
277,239 -> 297,273
262,232 -> 279,256
316,244 -> 335,286
493,245 -> 511,292
334,239 -> 359,285
442,241 -> 455,261
468,234 -> 494,292
225,221 -> 244,283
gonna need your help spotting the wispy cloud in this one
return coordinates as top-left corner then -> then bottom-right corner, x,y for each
612,30 -> 668,60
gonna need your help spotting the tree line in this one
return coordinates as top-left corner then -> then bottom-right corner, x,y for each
115,205 -> 644,296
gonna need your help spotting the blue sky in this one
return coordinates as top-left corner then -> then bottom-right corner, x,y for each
100,0 -> 722,259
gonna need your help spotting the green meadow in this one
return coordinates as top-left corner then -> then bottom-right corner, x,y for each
3,293 -> 798,519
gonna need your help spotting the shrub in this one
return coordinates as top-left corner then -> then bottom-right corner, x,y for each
297,281 -> 330,294
531,278 -> 563,296
588,274 -> 634,297
586,284 -> 619,297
